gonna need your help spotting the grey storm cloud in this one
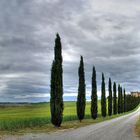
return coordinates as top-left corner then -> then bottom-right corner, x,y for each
0,0 -> 140,102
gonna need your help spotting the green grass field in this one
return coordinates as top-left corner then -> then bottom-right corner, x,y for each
0,101 -> 137,133
0,101 -> 101,131
0,101 -> 101,120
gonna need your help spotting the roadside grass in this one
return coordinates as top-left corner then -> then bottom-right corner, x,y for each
0,101 -> 138,134
135,117 -> 140,137
0,101 -> 99,132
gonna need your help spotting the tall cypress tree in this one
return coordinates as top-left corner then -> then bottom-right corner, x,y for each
50,34 -> 63,127
77,56 -> 86,122
123,88 -> 126,112
108,78 -> 112,116
118,84 -> 121,114
120,87 -> 123,113
91,66 -> 98,119
101,73 -> 106,117
113,82 -> 117,115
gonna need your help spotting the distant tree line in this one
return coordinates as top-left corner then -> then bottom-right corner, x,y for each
50,34 -> 140,127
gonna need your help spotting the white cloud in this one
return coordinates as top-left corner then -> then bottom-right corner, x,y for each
0,0 -> 140,102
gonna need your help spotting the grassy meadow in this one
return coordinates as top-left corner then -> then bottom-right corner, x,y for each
0,101 -> 137,133
0,101 -> 101,120
0,101 -> 101,131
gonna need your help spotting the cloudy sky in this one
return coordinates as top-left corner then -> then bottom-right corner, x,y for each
1,0 -> 140,102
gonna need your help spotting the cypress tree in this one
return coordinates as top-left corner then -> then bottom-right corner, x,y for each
118,84 -> 121,114
50,61 -> 56,125
91,66 -> 98,119
123,88 -> 126,112
120,87 -> 123,113
50,34 -> 63,127
108,78 -> 112,116
113,82 -> 117,115
101,73 -> 106,117
77,56 -> 86,122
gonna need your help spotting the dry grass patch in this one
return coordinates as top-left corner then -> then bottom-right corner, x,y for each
135,117 -> 140,137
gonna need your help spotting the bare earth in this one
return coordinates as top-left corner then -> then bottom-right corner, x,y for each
1,107 -> 140,140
